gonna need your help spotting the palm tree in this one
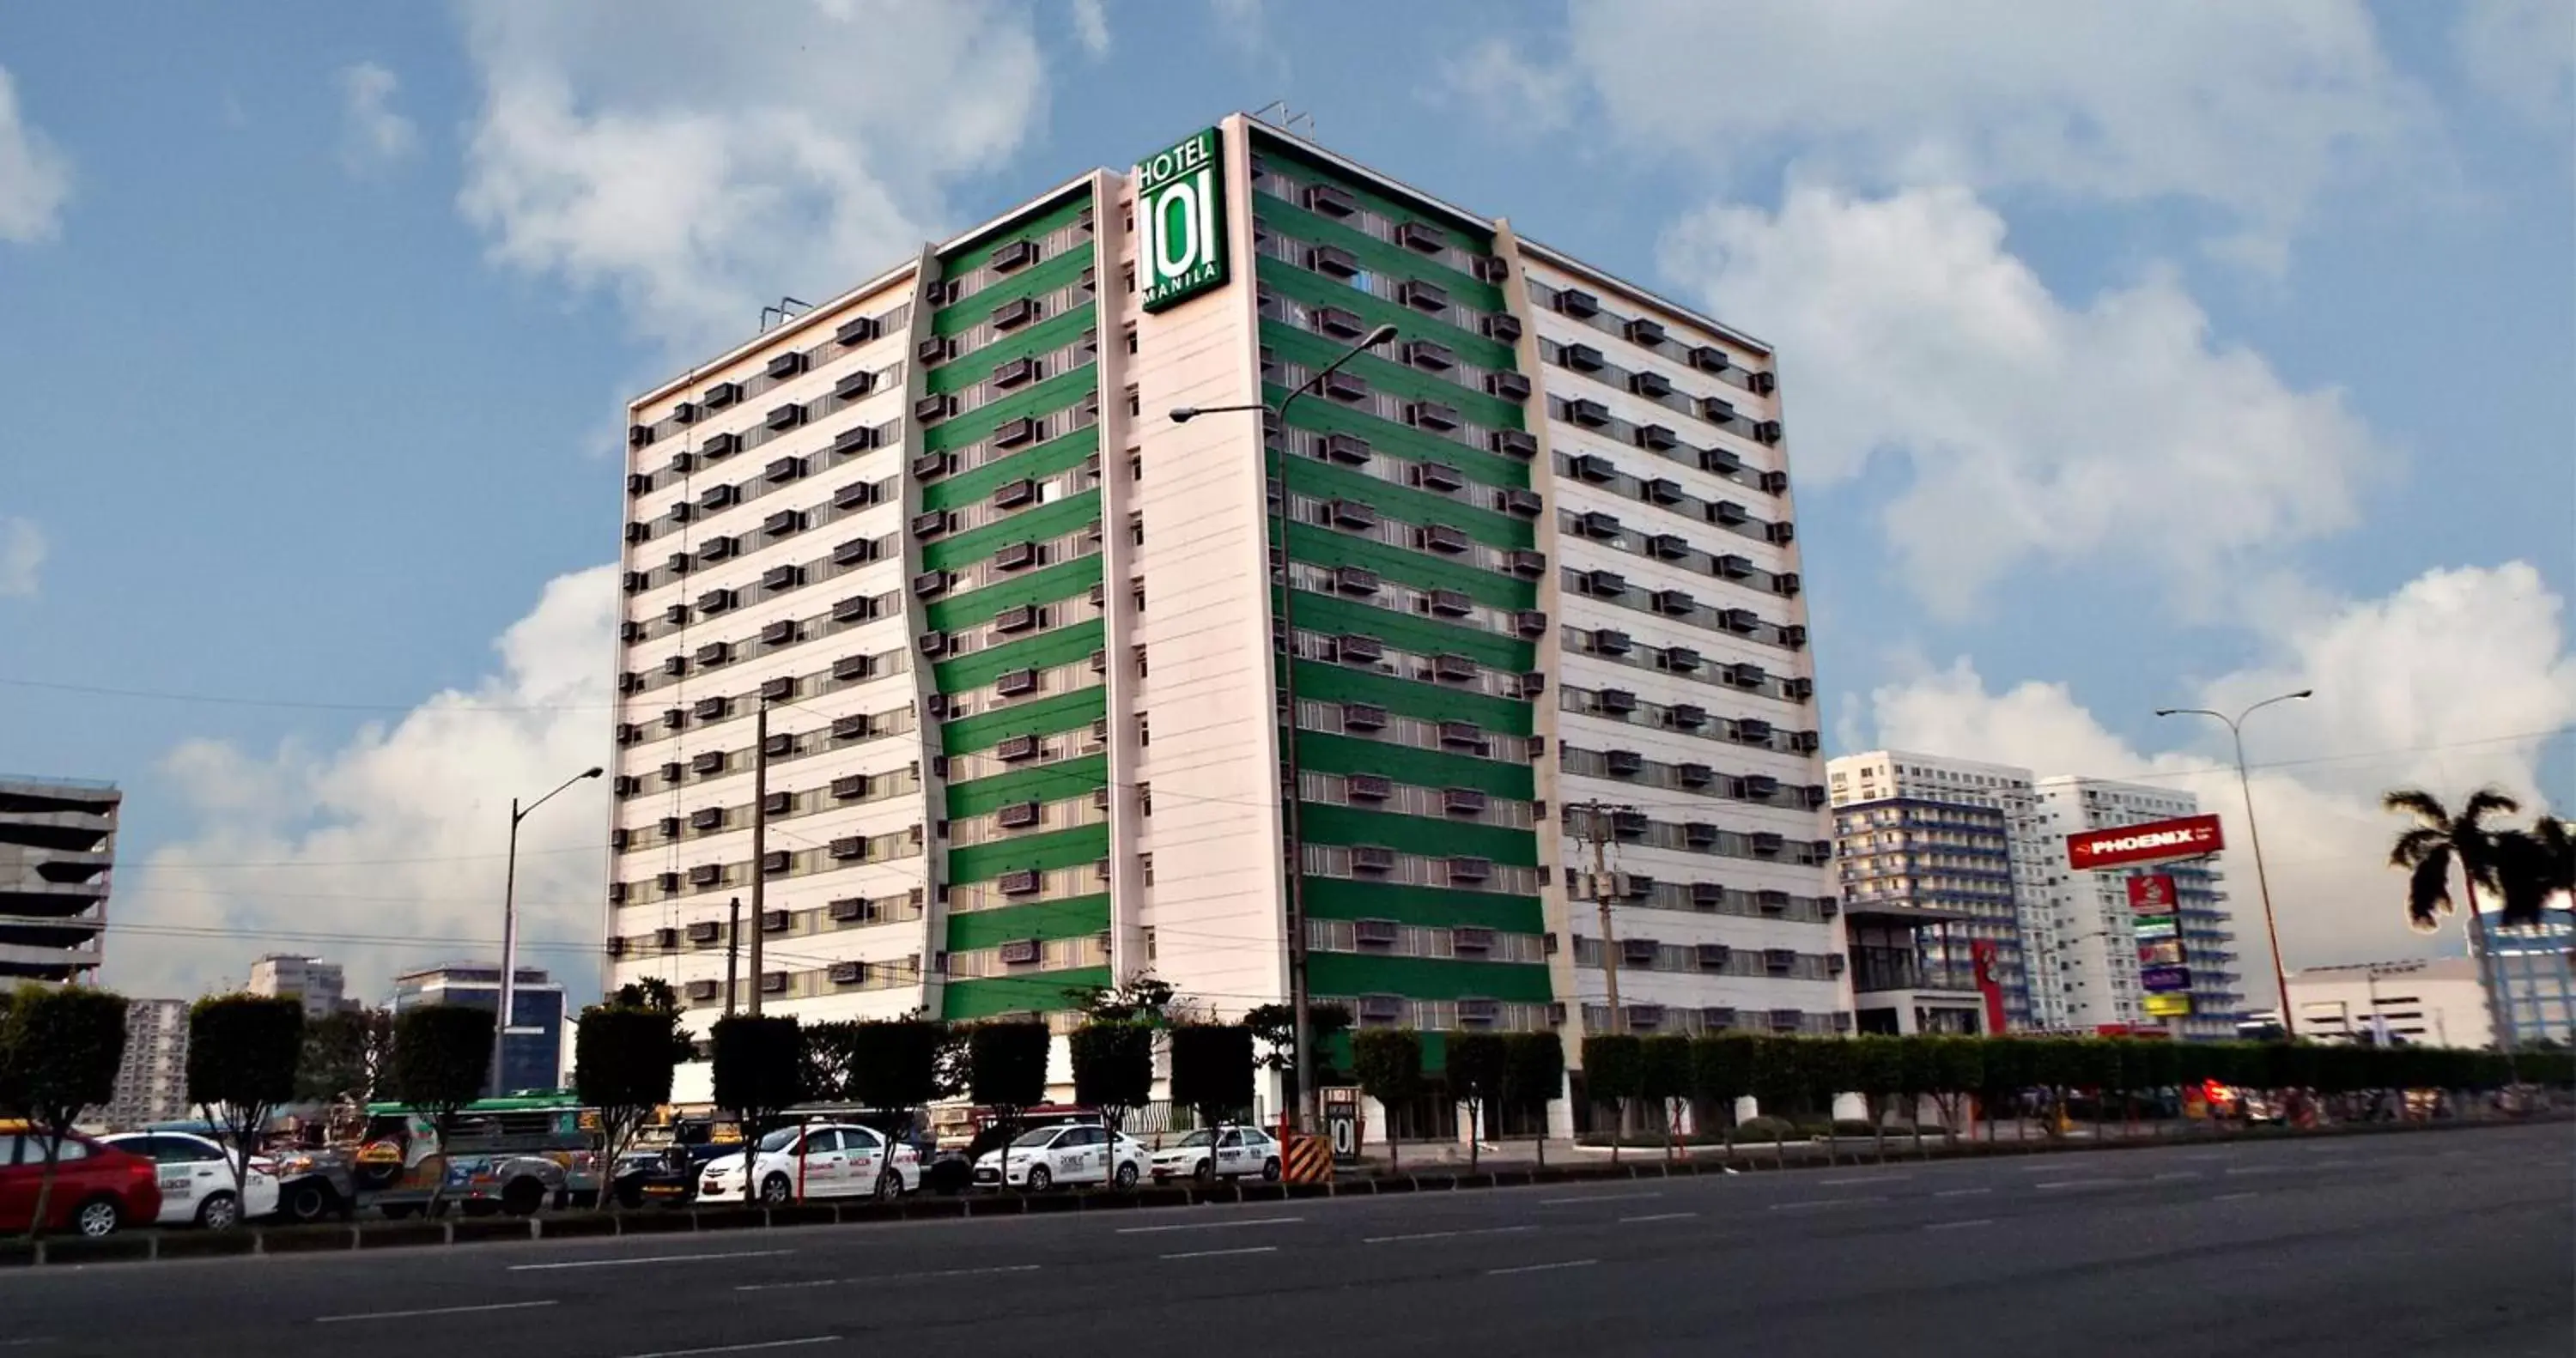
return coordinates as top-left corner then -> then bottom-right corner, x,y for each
2493,817 -> 2574,929
2384,787 -> 2535,1054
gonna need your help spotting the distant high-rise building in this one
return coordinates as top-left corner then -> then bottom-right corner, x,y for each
1828,751 -> 2050,1034
102,997 -> 191,1129
248,954 -> 355,1017
2483,906 -> 2576,1048
391,963 -> 565,1098
2031,777 -> 2244,1040
0,775 -> 119,984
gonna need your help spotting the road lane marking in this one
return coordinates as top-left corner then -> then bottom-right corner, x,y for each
2211,1191 -> 2260,1202
1116,1215 -> 1303,1234
618,1340 -> 841,1358
2034,1179 -> 2126,1190
1769,1197 -> 1887,1211
1486,1258 -> 1598,1276
1538,1191 -> 1661,1205
1819,1175 -> 1906,1185
317,1301 -> 560,1325
1924,1219 -> 1994,1232
1364,1226 -> 1538,1244
2305,1159 -> 2354,1169
1935,1187 -> 1993,1197
1619,1211 -> 1698,1224
2223,1166 -> 2276,1176
513,1249 -> 793,1271
738,1264 -> 1042,1292
1160,1246 -> 1279,1260
2150,1172 -> 2203,1182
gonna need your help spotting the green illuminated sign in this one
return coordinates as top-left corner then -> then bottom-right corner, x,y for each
1136,127 -> 1228,313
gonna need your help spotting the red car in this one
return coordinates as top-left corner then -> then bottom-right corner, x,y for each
0,1125 -> 162,1237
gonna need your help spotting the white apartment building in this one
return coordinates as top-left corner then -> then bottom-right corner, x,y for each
247,953 -> 353,1018
101,997 -> 190,1130
2286,957 -> 2492,1049
2032,777 -> 2244,1040
604,114 -> 1838,1119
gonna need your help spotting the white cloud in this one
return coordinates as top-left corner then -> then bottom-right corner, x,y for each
0,517 -> 43,597
1863,562 -> 2576,1004
0,64 -> 72,243
1660,182 -> 2385,618
2453,0 -> 2576,124
456,0 -> 1048,349
336,61 -> 419,173
1439,38 -> 1576,130
1549,0 -> 2434,261
1071,0 -> 1110,57
114,567 -> 620,1003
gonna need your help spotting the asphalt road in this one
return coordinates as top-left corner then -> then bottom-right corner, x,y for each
4,1123 -> 2567,1358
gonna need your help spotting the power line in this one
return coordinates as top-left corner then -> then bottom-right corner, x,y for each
0,675 -> 614,713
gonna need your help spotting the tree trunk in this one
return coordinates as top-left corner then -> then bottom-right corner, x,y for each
1468,1102 -> 1480,1172
1608,1099 -> 1621,1165
26,1135 -> 62,1240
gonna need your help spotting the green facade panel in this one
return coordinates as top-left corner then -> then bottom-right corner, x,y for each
1257,263 -> 1515,370
940,687 -> 1105,757
926,368 -> 1098,453
945,823 -> 1108,884
925,555 -> 1103,632
945,894 -> 1111,951
936,188 -> 1093,275
1298,803 -> 1539,867
922,425 -> 1101,512
945,755 -> 1108,819
924,490 -> 1103,573
1267,390 -> 1530,490
1261,323 -> 1524,433
1251,136 -> 1495,255
935,619 -> 1104,694
1289,660 -> 1534,736
1286,590 -> 1532,672
1301,876 -> 1546,933
942,967 -> 1112,1022
931,299 -> 1097,388
1295,731 -> 1534,800
1282,458 -> 1532,550
1305,952 -> 1552,1004
1249,197 -> 1504,312
1285,523 -> 1536,612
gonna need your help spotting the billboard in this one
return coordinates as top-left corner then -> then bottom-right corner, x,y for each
2125,873 -> 2179,912
2143,992 -> 2194,1017
2068,814 -> 2224,870
1137,128 -> 1229,312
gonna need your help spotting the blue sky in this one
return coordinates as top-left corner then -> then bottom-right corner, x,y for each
0,0 -> 2568,1003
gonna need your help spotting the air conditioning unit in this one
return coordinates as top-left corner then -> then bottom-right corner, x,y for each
1604,749 -> 1644,776
684,979 -> 720,1002
997,734 -> 1042,763
828,897 -> 873,923
1343,703 -> 1388,731
1447,856 -> 1493,883
1321,433 -> 1371,464
1598,688 -> 1638,715
999,939 -> 1042,966
1592,628 -> 1632,657
1457,997 -> 1502,1027
829,836 -> 870,862
1357,994 -> 1406,1023
829,961 -> 867,986
1437,721 -> 1485,750
1696,943 -> 1731,971
760,971 -> 790,995
1414,462 -> 1465,492
1350,846 -> 1397,873
999,870 -> 1042,896
687,920 -> 721,944
1336,634 -> 1384,664
1345,773 -> 1394,802
1354,918 -> 1400,946
1621,937 -> 1658,967
1443,787 -> 1488,815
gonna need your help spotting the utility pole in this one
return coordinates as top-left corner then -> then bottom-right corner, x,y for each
1570,801 -> 1629,1033
725,896 -> 742,1019
749,702 -> 769,1015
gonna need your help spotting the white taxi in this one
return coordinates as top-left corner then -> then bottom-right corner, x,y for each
99,1131 -> 280,1230
973,1124 -> 1145,1191
696,1122 -> 917,1205
1149,1125 -> 1282,1183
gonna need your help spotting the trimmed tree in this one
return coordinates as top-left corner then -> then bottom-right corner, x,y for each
1069,1021 -> 1155,1175
1750,1035 -> 1808,1163
1638,1034 -> 1696,1161
1580,1034 -> 1645,1164
966,1021 -> 1052,1143
388,1003 -> 496,1217
1504,1033 -> 1565,1167
295,1006 -> 395,1111
710,1014 -> 804,1202
574,997 -> 683,1209
1801,1039 -> 1859,1166
846,1019 -> 945,1152
185,994 -> 306,1217
1930,1036 -> 1985,1148
1850,1034 -> 1906,1161
1446,1032 -> 1510,1171
1690,1032 -> 1758,1155
1168,1024 -> 1256,1135
4,984 -> 128,1238
1245,1001 -> 1357,1106
799,1020 -> 863,1103
1350,1028 -> 1424,1172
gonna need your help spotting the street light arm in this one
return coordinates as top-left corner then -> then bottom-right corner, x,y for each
517,766 -> 606,822
2237,689 -> 2313,724
1276,323 -> 1399,431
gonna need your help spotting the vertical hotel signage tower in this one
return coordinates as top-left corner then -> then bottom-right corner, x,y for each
604,117 -> 1843,1121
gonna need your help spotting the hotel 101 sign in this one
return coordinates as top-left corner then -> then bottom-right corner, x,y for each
1137,127 -> 1228,313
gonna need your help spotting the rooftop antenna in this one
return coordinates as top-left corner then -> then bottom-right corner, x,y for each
1251,100 -> 1288,125
1287,110 -> 1315,135
758,295 -> 813,331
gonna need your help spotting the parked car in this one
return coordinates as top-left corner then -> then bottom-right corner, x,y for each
927,1105 -> 1104,1194
98,1131 -> 280,1230
1149,1125 -> 1282,1184
612,1117 -> 742,1209
697,1123 -> 919,1205
0,1125 -> 162,1238
263,1144 -> 360,1222
974,1124 -> 1145,1191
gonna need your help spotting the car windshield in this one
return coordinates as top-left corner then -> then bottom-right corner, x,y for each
1173,1130 -> 1217,1148
1009,1127 -> 1062,1149
756,1127 -> 803,1153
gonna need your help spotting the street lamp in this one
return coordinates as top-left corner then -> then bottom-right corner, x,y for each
2156,689 -> 2311,1040
1171,322 -> 1398,1132
495,765 -> 605,1095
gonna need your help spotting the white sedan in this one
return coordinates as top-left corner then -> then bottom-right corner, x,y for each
974,1124 -> 1145,1191
697,1123 -> 917,1205
1150,1126 -> 1282,1183
99,1132 -> 280,1230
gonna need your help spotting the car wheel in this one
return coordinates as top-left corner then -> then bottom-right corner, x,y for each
1262,1157 -> 1281,1182
501,1178 -> 547,1217
1114,1161 -> 1139,1191
195,1191 -> 241,1232
283,1181 -> 332,1223
875,1167 -> 903,1201
1025,1165 -> 1052,1192
74,1197 -> 122,1239
759,1173 -> 794,1207
1193,1157 -> 1214,1183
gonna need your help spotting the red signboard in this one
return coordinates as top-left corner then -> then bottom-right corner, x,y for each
2067,814 -> 2224,870
2125,873 -> 2179,912
1970,939 -> 2008,1036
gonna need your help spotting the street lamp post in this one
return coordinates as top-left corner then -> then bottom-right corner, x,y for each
495,766 -> 605,1095
1173,322 -> 1398,1131
2156,689 -> 2311,1040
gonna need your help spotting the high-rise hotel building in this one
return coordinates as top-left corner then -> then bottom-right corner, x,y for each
603,116 -> 1842,1108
